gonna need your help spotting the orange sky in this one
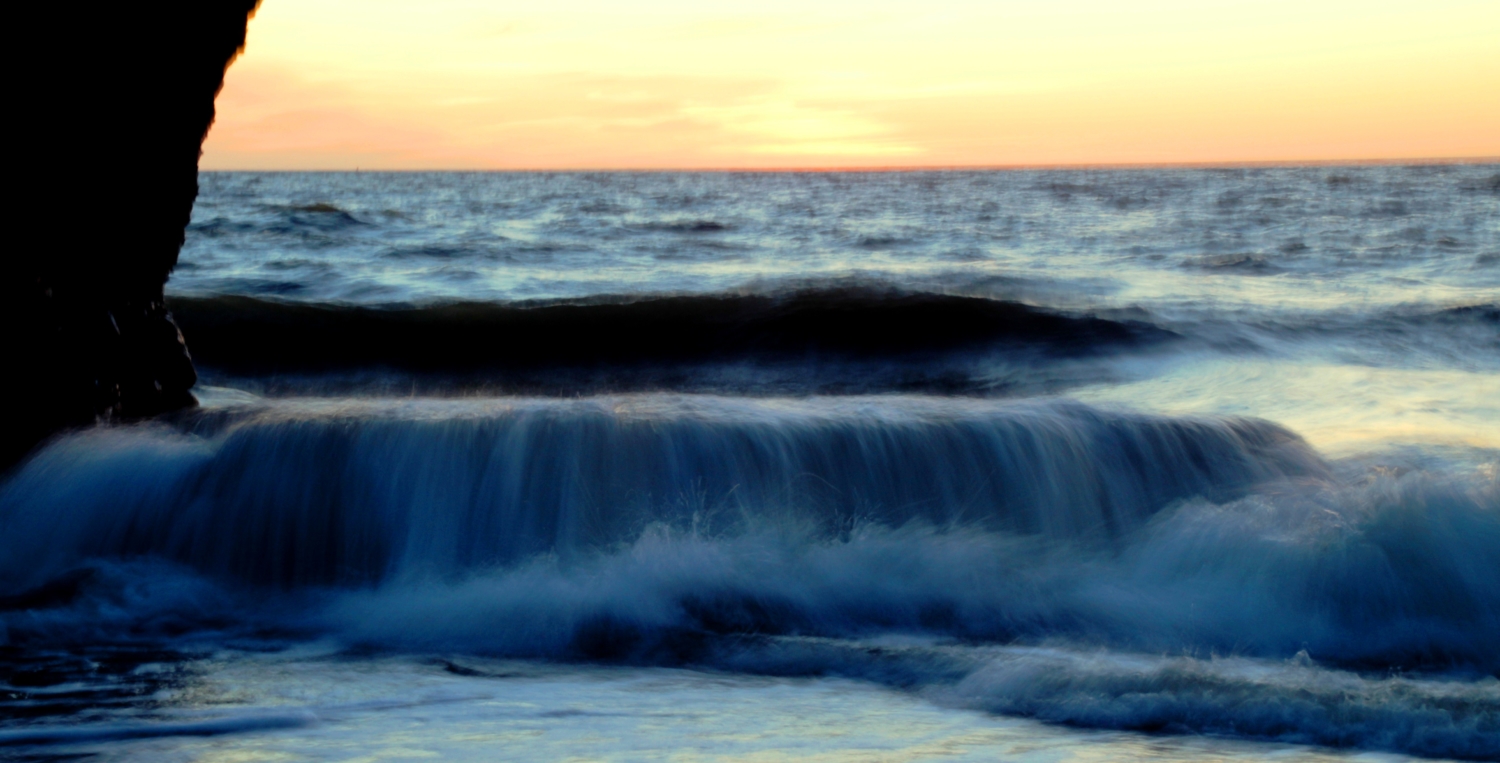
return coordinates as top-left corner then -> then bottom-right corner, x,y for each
201,0 -> 1500,170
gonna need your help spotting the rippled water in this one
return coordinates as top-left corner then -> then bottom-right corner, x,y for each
180,166 -> 1499,309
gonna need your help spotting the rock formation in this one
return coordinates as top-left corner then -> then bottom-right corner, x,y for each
3,0 -> 261,466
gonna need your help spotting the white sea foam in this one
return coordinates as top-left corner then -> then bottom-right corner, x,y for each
2,401 -> 1494,757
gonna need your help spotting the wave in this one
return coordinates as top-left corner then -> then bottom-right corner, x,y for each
1434,303 -> 1500,326
5,463 -> 1493,675
1181,253 -> 1285,275
187,202 -> 368,245
941,646 -> 1500,760
305,461 -> 1497,672
0,713 -> 314,746
167,289 -> 1176,385
1459,172 -> 1500,194
1174,301 -> 1500,371
633,219 -> 731,232
2,397 -> 1495,758
1239,302 -> 1500,342
274,202 -> 364,225
0,397 -> 1319,590
2,461 -> 1494,758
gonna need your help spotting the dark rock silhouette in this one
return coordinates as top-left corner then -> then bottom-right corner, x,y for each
4,1 -> 260,466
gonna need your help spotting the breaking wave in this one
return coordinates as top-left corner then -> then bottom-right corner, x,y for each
0,396 -> 1317,588
2,395 -> 1496,758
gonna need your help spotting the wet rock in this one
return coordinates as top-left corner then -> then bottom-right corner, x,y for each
3,1 -> 260,467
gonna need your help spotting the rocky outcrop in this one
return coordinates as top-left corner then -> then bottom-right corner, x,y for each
4,1 -> 260,466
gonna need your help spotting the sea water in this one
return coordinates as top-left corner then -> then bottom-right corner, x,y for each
2,166 -> 1497,761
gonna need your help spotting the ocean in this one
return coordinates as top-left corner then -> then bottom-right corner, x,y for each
2,165 -> 1497,761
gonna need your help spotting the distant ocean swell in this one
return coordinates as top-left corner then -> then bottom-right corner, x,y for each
168,289 -> 1172,373
165,290 -> 1500,395
3,397 -> 1498,757
175,167 -> 1500,310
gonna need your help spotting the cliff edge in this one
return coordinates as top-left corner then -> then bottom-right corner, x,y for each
4,0 -> 261,466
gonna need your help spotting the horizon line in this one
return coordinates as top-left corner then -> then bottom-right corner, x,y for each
201,156 -> 1500,173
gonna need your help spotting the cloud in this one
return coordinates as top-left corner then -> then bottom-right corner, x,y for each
206,66 -> 924,168
203,67 -> 455,169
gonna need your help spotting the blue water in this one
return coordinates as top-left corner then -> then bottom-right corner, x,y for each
180,167 -> 1497,309
3,166 -> 1497,761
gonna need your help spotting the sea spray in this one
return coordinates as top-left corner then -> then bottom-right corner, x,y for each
3,463 -> 1496,758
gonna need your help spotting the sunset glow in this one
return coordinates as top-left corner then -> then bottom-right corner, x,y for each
202,0 -> 1500,169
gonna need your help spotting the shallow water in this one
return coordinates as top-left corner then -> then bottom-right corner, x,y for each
3,166 -> 1497,761
0,651 -> 1436,762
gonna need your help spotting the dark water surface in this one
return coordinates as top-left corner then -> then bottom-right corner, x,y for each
3,167 -> 1497,761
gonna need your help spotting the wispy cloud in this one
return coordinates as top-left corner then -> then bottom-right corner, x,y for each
203,0 -> 1500,168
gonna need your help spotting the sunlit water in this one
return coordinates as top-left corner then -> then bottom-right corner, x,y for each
3,650 -> 1427,762
2,166 -> 1496,761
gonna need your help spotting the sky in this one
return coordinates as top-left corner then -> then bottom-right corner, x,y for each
200,0 -> 1500,170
